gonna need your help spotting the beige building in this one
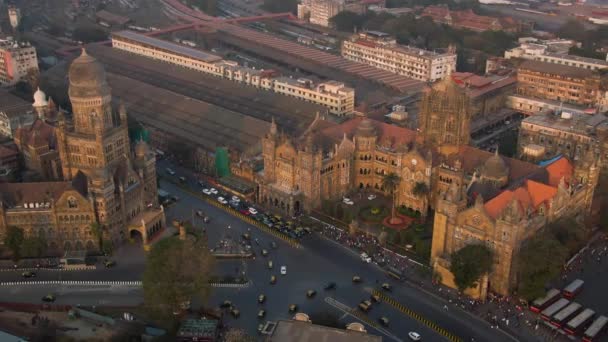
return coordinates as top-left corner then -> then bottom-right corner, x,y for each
111,31 -> 352,115
298,0 -> 345,27
505,42 -> 608,71
0,88 -> 35,138
0,49 -> 165,253
516,60 -> 602,108
517,111 -> 608,169
273,78 -> 354,116
0,38 -> 38,87
342,31 -> 457,82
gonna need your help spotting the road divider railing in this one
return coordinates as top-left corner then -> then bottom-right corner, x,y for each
0,280 -> 142,287
209,281 -> 250,288
371,289 -> 462,342
0,265 -> 96,272
162,177 -> 302,249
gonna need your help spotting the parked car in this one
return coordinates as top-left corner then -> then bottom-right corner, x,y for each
178,176 -> 186,183
248,207 -> 258,215
104,260 -> 116,268
220,300 -> 232,308
258,294 -> 266,304
368,194 -> 377,200
371,294 -> 381,303
270,275 -> 277,284
408,332 -> 422,341
202,188 -> 211,195
324,282 -> 336,290
352,275 -> 362,283
231,195 -> 240,202
42,294 -> 55,302
257,309 -> 266,318
261,249 -> 268,257
230,308 -> 240,318
165,168 -> 175,175
22,271 -> 36,278
379,317 -> 389,327
343,198 -> 354,205
358,300 -> 372,312
196,210 -> 205,217
217,197 -> 228,205
267,260 -> 273,269
210,188 -> 218,195
288,304 -> 298,312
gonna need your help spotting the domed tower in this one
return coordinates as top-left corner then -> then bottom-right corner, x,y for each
32,87 -> 48,119
480,150 -> 509,188
68,49 -> 113,135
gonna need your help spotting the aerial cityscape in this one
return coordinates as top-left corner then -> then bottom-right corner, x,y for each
0,0 -> 607,341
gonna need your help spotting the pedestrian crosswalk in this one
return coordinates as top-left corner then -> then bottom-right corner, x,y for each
166,177 -> 302,249
371,289 -> 463,342
0,280 -> 141,286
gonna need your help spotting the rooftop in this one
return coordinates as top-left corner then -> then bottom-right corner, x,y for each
518,60 -> 597,79
321,116 -> 416,150
522,111 -> 608,137
451,72 -> 516,99
0,89 -> 34,120
543,52 -> 608,67
112,30 -> 223,64
267,320 -> 382,342
176,319 -> 218,338
0,179 -> 86,209
96,10 -> 131,25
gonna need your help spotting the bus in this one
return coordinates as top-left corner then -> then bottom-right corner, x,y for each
541,298 -> 570,321
583,316 -> 608,342
565,308 -> 595,335
563,279 -> 584,298
531,288 -> 560,313
551,302 -> 582,328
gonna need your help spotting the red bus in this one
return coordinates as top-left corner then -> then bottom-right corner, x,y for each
583,316 -> 608,342
551,302 -> 581,328
563,279 -> 584,299
565,308 -> 595,335
541,298 -> 569,321
531,288 -> 560,313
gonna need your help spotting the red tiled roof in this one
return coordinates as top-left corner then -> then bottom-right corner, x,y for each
321,117 -> 416,149
484,179 -> 556,219
15,119 -> 56,148
545,157 -> 573,187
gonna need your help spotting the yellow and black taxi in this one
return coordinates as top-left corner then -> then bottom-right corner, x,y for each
306,290 -> 317,298
261,249 -> 269,257
371,294 -> 381,303
270,275 -> 277,284
288,304 -> 298,313
104,260 -> 116,268
352,275 -> 362,283
258,294 -> 266,303
358,300 -> 372,312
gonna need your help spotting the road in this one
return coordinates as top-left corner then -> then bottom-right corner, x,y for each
0,159 -> 516,341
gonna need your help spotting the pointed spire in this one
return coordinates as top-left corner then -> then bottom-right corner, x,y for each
269,116 -> 277,136
81,47 -> 88,57
475,194 -> 484,207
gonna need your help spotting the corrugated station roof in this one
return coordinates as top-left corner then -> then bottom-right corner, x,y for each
211,23 -> 423,92
268,320 -> 381,342
112,30 -> 223,63
106,73 -> 270,155
0,89 -> 33,119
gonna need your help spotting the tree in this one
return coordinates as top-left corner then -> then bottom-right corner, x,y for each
412,182 -> 429,197
4,226 -> 24,261
449,244 -> 493,291
557,20 -> 588,42
20,237 -> 46,258
224,329 -> 256,342
142,235 -> 214,324
517,235 -> 568,300
381,172 -> 401,224
329,11 -> 366,32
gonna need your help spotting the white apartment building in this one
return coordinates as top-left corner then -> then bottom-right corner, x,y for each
505,41 -> 608,71
273,78 -> 355,115
298,0 -> 345,27
341,31 -> 457,82
0,38 -> 38,87
112,31 -> 355,115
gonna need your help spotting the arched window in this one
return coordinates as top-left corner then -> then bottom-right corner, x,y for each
68,197 -> 77,209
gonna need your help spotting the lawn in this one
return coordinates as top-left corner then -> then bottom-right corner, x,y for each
359,205 -> 389,223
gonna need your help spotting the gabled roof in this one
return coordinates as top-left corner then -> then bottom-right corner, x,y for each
545,157 -> 573,187
0,179 -> 87,209
320,117 -> 416,150
483,179 -> 556,219
15,119 -> 56,148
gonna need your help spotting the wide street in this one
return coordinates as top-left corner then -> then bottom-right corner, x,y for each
0,159 -> 517,342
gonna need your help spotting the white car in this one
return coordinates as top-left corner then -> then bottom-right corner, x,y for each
343,198 -> 354,205
210,188 -> 218,195
408,332 -> 421,341
248,207 -> 258,215
202,188 -> 211,195
368,194 -> 377,200
165,168 -> 175,175
231,195 -> 240,202
360,253 -> 371,263
280,266 -> 287,275
217,197 -> 228,205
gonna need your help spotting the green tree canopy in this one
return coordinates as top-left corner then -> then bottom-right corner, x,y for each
73,25 -> 108,43
557,20 -> 588,42
329,11 -> 368,32
4,226 -> 24,261
20,237 -> 46,258
517,235 -> 568,301
143,235 -> 214,325
450,244 -> 493,291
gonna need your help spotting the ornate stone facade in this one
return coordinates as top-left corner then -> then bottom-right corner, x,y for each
0,49 -> 165,253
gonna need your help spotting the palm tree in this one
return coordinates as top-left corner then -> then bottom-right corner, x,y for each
412,182 -> 429,197
90,222 -> 103,251
381,172 -> 402,224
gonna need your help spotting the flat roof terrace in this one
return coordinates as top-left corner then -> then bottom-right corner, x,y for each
112,30 -> 223,64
